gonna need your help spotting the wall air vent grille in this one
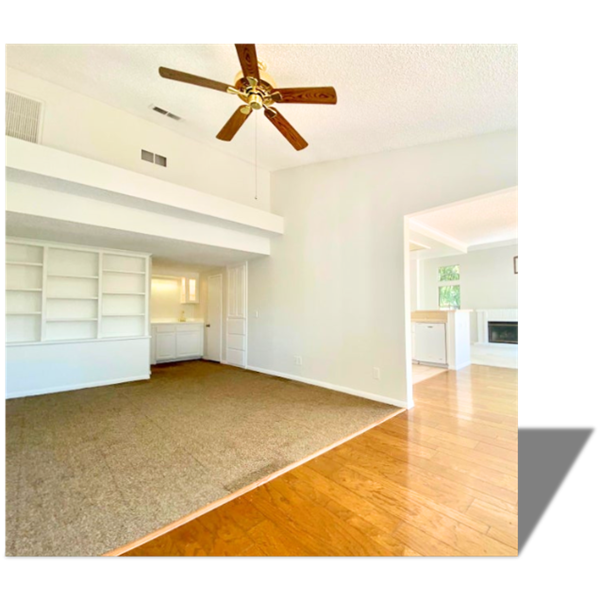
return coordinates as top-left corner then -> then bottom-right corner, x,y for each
6,92 -> 42,143
151,105 -> 182,121
141,149 -> 167,167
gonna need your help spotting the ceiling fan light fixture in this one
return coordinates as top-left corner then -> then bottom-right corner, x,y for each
248,93 -> 263,110
159,45 -> 337,151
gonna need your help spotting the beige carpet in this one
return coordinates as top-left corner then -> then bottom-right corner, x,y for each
6,361 -> 398,556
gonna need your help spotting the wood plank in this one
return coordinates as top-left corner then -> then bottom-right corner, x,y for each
246,519 -> 314,556
427,440 -> 518,477
487,526 -> 519,550
476,441 -> 519,463
250,477 -> 392,556
281,470 -> 418,556
430,450 -> 518,492
123,364 -> 518,557
467,499 -> 519,540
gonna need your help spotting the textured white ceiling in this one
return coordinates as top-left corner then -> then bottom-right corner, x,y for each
411,188 -> 518,247
6,44 -> 517,171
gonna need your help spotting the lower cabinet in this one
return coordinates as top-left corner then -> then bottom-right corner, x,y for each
151,323 -> 204,364
155,331 -> 177,361
413,322 -> 447,365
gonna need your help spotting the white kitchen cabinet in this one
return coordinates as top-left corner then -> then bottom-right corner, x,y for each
151,322 -> 204,364
155,331 -> 177,361
176,330 -> 203,358
414,322 -> 447,365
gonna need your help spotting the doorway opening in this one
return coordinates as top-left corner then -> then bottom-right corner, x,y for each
404,186 -> 518,393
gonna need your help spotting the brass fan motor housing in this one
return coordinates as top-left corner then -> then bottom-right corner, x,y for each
233,61 -> 277,111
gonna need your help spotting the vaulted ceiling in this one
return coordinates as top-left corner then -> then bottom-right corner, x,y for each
6,44 -> 517,171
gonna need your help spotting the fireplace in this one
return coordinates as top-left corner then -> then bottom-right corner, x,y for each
488,321 -> 518,345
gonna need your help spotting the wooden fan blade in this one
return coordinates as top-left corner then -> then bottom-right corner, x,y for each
159,67 -> 230,93
264,108 -> 308,151
216,106 -> 252,141
272,87 -> 337,104
235,44 -> 260,81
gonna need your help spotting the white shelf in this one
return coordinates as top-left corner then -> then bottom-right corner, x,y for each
46,318 -> 98,322
7,312 -> 42,316
6,288 -> 43,292
6,261 -> 43,267
6,242 -> 44,264
102,292 -> 146,296
44,336 -> 96,345
103,269 -> 145,275
47,274 -> 99,280
102,313 -> 146,317
7,335 -> 151,347
100,334 -> 144,340
47,296 -> 99,300
5,313 -> 41,344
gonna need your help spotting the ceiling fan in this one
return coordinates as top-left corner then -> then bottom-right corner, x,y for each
159,44 -> 337,151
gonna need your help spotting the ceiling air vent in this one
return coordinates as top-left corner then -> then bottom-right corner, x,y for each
151,105 -> 182,121
6,91 -> 42,143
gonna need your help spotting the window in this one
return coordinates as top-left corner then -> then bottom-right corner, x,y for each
438,265 -> 460,282
438,264 -> 461,309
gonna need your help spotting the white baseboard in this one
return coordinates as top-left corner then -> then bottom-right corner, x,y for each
5,373 -> 151,400
246,365 -> 411,409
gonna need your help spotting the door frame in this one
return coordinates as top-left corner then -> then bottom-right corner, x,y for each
206,273 -> 223,363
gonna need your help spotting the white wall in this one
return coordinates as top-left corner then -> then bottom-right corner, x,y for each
410,259 -> 421,311
247,131 -> 517,408
150,267 -> 202,322
419,243 -> 518,341
7,67 -> 271,211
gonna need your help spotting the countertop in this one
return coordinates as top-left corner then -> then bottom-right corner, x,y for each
411,310 -> 471,323
151,319 -> 204,325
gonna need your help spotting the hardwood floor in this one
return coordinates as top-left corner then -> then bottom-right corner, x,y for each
412,363 -> 447,384
122,365 -> 518,556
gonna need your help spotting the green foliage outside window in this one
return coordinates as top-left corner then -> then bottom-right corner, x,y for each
439,285 -> 461,309
438,265 -> 460,282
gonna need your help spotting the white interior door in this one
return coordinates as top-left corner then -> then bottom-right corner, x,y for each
205,274 -> 223,362
226,263 -> 247,367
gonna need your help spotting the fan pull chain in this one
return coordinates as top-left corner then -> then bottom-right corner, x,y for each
254,110 -> 258,201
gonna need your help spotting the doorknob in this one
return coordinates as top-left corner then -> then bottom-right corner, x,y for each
206,324 -> 211,327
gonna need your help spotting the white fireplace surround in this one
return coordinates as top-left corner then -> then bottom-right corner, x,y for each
476,309 -> 518,344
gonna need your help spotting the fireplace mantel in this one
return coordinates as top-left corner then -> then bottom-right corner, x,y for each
476,309 -> 518,344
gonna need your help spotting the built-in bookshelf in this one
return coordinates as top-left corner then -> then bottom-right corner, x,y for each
101,253 -> 147,339
5,240 -> 149,345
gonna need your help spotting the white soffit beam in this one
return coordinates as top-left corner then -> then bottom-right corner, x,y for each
408,220 -> 468,254
6,214 -> 262,267
5,136 -> 284,236
6,181 -> 271,256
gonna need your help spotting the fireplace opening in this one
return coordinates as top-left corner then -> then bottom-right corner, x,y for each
488,321 -> 518,345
